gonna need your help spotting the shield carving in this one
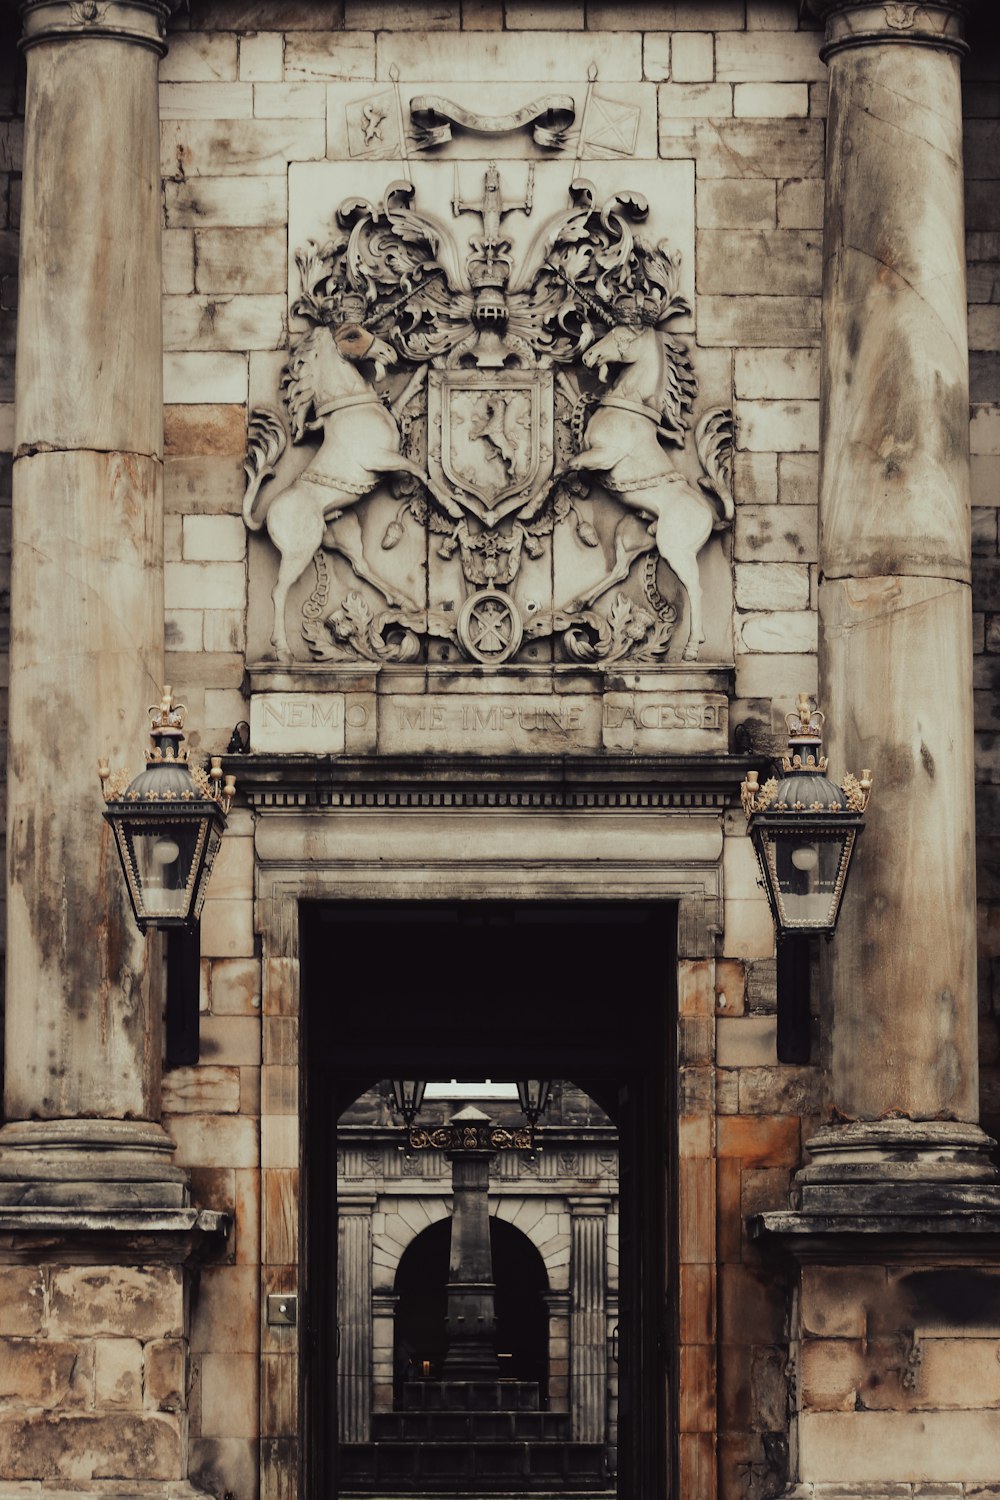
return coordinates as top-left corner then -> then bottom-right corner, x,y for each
427,369 -> 554,527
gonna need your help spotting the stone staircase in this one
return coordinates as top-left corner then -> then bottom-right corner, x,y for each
340,1380 -> 611,1494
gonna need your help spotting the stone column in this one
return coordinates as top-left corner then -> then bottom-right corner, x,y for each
0,0 -> 180,1202
569,1199 -> 607,1443
806,0 -> 993,1196
338,1198 -> 375,1443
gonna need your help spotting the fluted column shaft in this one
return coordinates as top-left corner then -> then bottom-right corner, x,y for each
569,1199 -> 608,1444
338,1198 -> 374,1443
815,1 -> 982,1144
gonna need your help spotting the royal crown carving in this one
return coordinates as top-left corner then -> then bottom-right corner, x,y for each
244,164 -> 733,668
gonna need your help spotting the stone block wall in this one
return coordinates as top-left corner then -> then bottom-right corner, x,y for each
793,1263 -> 1000,1486
0,2 -> 997,1500
0,1262 -> 188,1486
163,808 -> 261,1499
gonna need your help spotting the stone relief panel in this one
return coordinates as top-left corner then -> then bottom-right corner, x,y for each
326,74 -> 657,164
243,152 -> 734,675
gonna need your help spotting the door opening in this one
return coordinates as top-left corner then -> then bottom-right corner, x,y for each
301,901 -> 675,1499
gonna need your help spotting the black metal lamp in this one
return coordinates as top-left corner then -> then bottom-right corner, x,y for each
516,1079 -> 552,1129
390,1079 -> 427,1129
99,687 -> 235,932
741,694 -> 872,939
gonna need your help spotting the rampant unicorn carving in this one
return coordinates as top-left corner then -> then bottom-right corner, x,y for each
243,321 -> 453,662
563,307 -> 734,662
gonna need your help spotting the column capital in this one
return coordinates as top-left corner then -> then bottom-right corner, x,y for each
338,1194 -> 378,1214
807,1 -> 972,59
567,1195 -> 611,1215
20,0 -> 178,54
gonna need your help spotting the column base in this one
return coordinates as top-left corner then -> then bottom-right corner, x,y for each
779,1488 -> 1000,1500
0,1119 -> 189,1211
792,1120 -> 1000,1215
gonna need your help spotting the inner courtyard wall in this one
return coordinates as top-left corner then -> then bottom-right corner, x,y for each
0,4 -> 997,1500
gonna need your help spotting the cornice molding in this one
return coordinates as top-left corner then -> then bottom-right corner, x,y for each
224,751 -> 762,813
806,1 -> 971,59
20,0 -> 173,53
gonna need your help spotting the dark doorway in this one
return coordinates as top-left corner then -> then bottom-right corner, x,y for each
301,900 -> 675,1499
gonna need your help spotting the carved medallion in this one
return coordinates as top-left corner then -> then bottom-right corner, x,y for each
244,162 -> 733,667
457,589 -> 523,664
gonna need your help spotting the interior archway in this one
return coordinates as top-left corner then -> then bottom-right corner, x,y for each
392,1215 -> 550,1400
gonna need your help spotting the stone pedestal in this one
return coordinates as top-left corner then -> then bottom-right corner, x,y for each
812,0 -> 991,1189
569,1199 -> 608,1444
0,0 -> 178,1205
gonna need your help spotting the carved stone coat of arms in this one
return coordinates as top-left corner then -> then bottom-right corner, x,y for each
244,160 -> 733,669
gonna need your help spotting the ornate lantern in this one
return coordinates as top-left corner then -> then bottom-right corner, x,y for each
99,687 -> 235,932
516,1079 -> 552,1128
741,695 -> 872,938
390,1079 -> 427,1130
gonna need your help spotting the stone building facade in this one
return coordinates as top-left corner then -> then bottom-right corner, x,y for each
0,2 -> 999,1500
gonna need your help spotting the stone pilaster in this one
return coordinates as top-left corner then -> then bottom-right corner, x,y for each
569,1199 -> 608,1444
808,0 -> 993,1197
0,0 -> 180,1203
338,1198 -> 375,1444
372,1290 -> 399,1415
542,1289 -> 570,1414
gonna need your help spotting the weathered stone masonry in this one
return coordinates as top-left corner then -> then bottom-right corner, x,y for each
0,4 -> 997,1500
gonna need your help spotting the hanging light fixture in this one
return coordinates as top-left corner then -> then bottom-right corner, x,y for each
516,1079 -> 552,1129
740,694 -> 872,938
390,1079 -> 427,1130
99,687 -> 235,932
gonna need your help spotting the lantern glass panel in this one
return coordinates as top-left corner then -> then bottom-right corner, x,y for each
108,808 -> 221,929
131,822 -> 205,918
761,826 -> 856,932
191,824 -> 224,923
391,1080 -> 427,1121
516,1080 -> 551,1120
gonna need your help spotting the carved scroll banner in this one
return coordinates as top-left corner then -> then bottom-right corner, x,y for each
409,94 -> 576,150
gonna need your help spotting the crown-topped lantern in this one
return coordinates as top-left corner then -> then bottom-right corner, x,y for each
741,695 -> 873,937
99,687 -> 235,932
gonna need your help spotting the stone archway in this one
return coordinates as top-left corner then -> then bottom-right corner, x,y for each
391,1215 -> 551,1397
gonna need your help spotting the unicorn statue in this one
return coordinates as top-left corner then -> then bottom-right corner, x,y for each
243,316 -> 453,662
564,294 -> 733,663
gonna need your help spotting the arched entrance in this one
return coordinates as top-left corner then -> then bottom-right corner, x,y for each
393,1216 -> 550,1397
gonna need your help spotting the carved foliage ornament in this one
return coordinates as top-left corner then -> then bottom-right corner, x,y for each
244,167 -> 734,667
